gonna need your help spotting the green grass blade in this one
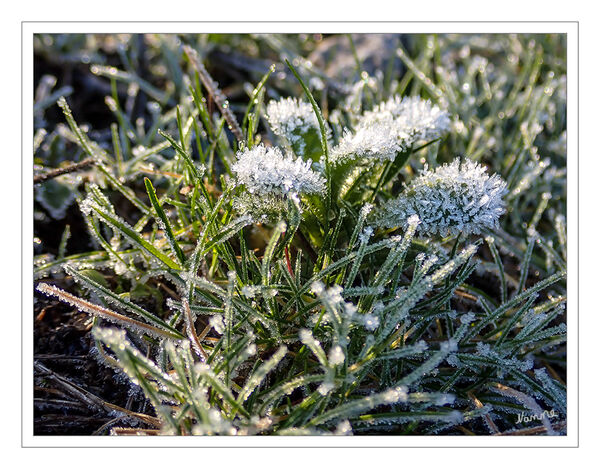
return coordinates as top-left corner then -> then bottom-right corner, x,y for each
144,177 -> 186,266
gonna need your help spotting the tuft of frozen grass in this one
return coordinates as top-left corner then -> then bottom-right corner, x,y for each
33,33 -> 566,437
377,157 -> 507,235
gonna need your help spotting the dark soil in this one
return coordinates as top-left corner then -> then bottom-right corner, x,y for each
33,289 -> 151,435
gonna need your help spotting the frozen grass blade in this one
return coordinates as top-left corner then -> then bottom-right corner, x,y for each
285,59 -> 332,215
37,283 -> 182,339
65,265 -> 185,339
236,346 -> 287,407
144,177 -> 185,266
486,236 -> 507,304
88,201 -> 181,271
308,386 -> 408,427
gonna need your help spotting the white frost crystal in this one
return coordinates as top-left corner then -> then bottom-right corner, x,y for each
359,95 -> 451,143
209,314 -> 225,335
378,158 -> 507,236
363,313 -> 380,331
233,144 -> 325,196
331,120 -> 408,165
266,97 -> 319,143
331,95 -> 450,166
232,144 -> 325,220
328,345 -> 345,366
335,420 -> 353,435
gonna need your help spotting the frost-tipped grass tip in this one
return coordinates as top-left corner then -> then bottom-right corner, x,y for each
266,97 -> 319,141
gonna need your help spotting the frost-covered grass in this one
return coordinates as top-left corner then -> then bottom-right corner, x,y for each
34,33 -> 566,436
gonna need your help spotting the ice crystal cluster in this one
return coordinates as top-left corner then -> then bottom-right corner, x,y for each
378,158 -> 508,235
359,95 -> 451,142
233,144 -> 325,196
231,143 -> 325,220
266,97 -> 325,160
331,95 -> 450,166
266,97 -> 319,143
331,122 -> 406,164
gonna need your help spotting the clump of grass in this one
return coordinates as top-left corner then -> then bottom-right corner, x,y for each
34,33 -> 566,436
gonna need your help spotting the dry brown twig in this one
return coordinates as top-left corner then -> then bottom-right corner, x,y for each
34,361 -> 160,429
37,283 -> 180,340
34,158 -> 96,184
467,390 -> 500,434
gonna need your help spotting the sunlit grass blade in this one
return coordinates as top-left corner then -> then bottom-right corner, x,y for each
144,177 -> 186,266
87,200 -> 181,270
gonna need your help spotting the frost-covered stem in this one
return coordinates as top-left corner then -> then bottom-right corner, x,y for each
486,236 -> 507,305
308,386 -> 407,427
398,324 -> 466,388
235,346 -> 287,408
37,283 -> 182,339
224,272 -> 236,386
183,45 -> 244,143
34,158 -> 96,184
285,59 -> 332,217
369,159 -> 392,204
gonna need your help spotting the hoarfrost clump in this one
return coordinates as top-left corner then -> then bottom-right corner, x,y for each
335,420 -> 353,436
331,95 -> 450,167
311,281 -> 358,325
363,313 -> 380,331
233,144 -> 325,196
460,312 -> 477,325
232,144 -> 325,220
359,95 -> 451,143
312,282 -> 344,306
359,226 -> 374,244
328,345 -> 345,366
331,120 -> 408,165
383,385 -> 409,404
446,353 -> 461,368
241,285 -> 260,298
378,158 -> 507,236
440,339 -> 458,354
266,97 -> 320,149
209,315 -> 225,335
317,379 -> 335,396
